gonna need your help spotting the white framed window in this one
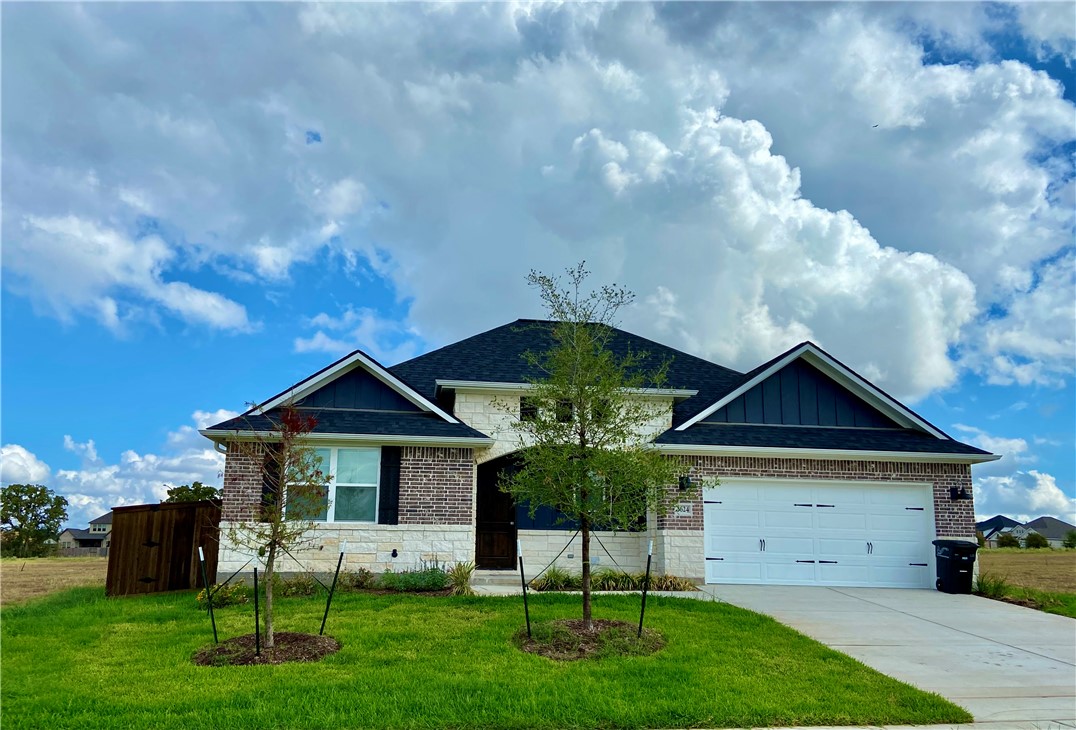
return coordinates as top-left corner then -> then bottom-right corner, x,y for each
288,446 -> 381,523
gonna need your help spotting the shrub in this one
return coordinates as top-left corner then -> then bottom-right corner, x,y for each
648,574 -> 698,591
378,566 -> 448,592
530,564 -> 581,591
446,562 -> 475,596
196,582 -> 250,610
996,533 -> 1020,548
1024,532 -> 1049,549
975,531 -> 985,548
340,567 -> 376,590
974,572 -> 1009,600
1064,530 -> 1076,550
274,573 -> 321,597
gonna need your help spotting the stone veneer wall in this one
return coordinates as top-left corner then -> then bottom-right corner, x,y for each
657,455 -> 975,538
518,529 -> 648,579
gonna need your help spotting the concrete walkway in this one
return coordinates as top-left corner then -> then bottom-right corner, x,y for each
699,585 -> 1076,727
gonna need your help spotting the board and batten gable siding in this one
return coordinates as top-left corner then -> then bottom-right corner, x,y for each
657,455 -> 975,539
295,366 -> 420,411
220,442 -> 475,525
706,359 -> 899,428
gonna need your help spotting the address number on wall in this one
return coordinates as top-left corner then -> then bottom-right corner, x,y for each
674,502 -> 694,517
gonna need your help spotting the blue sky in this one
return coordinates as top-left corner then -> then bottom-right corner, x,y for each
2,2 -> 1073,529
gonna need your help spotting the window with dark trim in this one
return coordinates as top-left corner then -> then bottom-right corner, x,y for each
519,397 -> 538,422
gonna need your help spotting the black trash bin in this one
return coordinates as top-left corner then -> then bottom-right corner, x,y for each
932,539 -> 979,594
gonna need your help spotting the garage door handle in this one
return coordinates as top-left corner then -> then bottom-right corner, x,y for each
705,557 -> 724,561
703,500 -> 722,504
796,560 -> 816,563
816,504 -> 835,508
909,563 -> 928,567
905,507 -> 924,511
794,503 -> 812,507
819,560 -> 837,564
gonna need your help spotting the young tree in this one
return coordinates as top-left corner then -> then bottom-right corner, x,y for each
1063,530 -> 1076,550
502,263 -> 690,630
164,481 -> 221,503
1,484 -> 68,558
226,407 -> 331,648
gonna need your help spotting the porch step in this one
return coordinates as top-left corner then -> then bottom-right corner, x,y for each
471,569 -> 522,587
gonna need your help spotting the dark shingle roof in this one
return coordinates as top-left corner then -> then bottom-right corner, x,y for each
61,528 -> 101,542
89,512 -> 112,525
389,319 -> 743,427
207,409 -> 489,440
654,424 -> 991,455
1024,516 -> 1076,540
976,515 -> 1021,533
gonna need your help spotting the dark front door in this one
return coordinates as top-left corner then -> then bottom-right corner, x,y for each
475,457 -> 517,569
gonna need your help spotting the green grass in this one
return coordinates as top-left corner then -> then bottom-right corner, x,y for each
1,587 -> 971,729
975,572 -> 1076,619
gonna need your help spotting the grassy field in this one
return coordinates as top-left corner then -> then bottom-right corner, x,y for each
0,588 -> 971,730
976,549 -> 1076,619
0,557 -> 108,605
978,549 -> 1076,592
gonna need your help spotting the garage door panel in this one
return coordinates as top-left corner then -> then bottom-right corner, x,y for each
761,510 -> 814,530
704,479 -> 933,589
708,534 -> 762,555
705,505 -> 761,529
762,560 -> 818,583
817,538 -> 869,559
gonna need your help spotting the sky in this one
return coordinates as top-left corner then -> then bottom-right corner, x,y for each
1,2 -> 1074,530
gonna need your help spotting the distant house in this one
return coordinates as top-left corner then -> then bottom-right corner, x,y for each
1023,516 -> 1076,548
58,512 -> 113,552
976,514 -> 1075,548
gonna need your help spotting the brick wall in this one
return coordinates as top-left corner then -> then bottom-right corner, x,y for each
221,441 -> 265,522
657,455 -> 975,538
220,442 -> 476,526
398,447 -> 475,525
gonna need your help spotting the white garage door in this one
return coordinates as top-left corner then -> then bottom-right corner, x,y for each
703,479 -> 935,588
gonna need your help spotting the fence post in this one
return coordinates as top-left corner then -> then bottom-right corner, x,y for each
199,546 -> 218,644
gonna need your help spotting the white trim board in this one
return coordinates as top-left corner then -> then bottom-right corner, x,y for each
257,350 -> 459,424
676,343 -> 948,439
649,442 -> 1000,464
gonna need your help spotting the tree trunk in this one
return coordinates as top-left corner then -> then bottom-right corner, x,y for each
264,542 -> 276,649
580,516 -> 592,631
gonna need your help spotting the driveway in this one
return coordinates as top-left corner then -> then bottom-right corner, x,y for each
699,585 -> 1076,727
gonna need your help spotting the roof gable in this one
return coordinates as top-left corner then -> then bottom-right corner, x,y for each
296,365 -> 421,412
255,350 -> 458,424
698,358 -> 900,428
676,342 -> 949,439
1024,515 -> 1076,539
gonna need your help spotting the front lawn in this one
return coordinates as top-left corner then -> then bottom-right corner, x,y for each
1,588 -> 970,729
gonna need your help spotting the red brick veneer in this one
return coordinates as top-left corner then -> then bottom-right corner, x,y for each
220,442 -> 475,525
398,447 -> 474,525
658,456 -> 974,538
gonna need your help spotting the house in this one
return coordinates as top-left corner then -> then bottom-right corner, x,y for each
201,319 -> 998,589
58,512 -> 113,551
976,515 -> 1075,547
1024,516 -> 1076,547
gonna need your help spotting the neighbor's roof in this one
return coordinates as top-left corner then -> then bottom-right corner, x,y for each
1023,515 -> 1076,540
976,514 -> 1021,533
89,512 -> 112,525
60,528 -> 100,541
389,319 -> 743,428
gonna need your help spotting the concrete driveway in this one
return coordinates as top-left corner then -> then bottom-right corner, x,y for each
700,585 -> 1076,727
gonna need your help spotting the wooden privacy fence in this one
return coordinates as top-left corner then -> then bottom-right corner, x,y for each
106,500 -> 221,597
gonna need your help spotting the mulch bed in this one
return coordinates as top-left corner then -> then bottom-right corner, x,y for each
192,632 -> 340,666
515,618 -> 665,662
